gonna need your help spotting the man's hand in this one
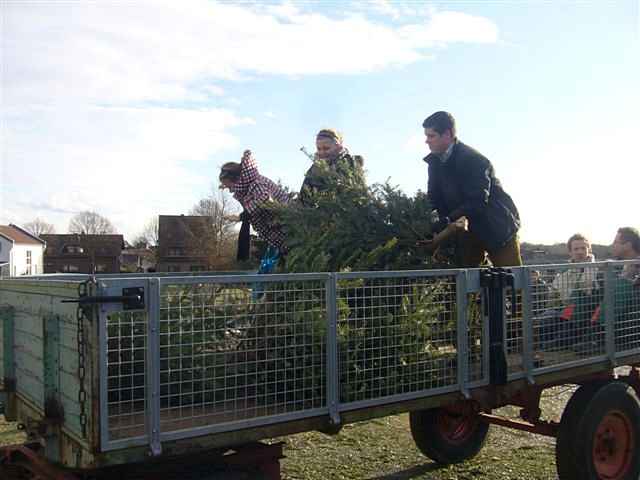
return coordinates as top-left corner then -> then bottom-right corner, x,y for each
448,216 -> 468,232
417,216 -> 468,249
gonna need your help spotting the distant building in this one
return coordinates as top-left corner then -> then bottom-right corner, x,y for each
156,215 -> 211,272
0,224 -> 46,277
41,234 -> 124,274
120,247 -> 156,273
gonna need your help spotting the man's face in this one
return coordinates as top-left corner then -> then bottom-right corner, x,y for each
424,127 -> 453,154
316,137 -> 342,160
569,239 -> 590,262
612,233 -> 630,259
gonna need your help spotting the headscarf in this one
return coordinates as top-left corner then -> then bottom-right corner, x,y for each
316,128 -> 343,145
232,150 -> 259,200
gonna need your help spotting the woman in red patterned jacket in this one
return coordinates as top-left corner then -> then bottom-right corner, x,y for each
219,150 -> 290,257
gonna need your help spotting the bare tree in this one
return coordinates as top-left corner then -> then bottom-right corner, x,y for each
23,218 -> 55,236
189,189 -> 239,267
133,217 -> 159,247
68,211 -> 116,234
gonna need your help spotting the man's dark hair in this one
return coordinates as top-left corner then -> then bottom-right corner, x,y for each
567,233 -> 590,251
422,111 -> 456,136
617,227 -> 640,254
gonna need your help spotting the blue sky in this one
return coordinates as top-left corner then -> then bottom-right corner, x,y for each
2,0 -> 639,245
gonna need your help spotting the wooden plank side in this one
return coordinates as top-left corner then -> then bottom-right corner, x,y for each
59,349 -> 83,435
13,303 -> 45,408
0,280 -> 82,299
0,280 -> 95,448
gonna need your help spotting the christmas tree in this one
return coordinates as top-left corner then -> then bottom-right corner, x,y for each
275,158 -> 446,273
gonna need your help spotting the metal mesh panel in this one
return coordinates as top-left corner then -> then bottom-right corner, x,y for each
106,311 -> 147,440
336,274 -> 458,404
158,279 -> 327,433
612,261 -> 640,353
466,293 -> 484,382
529,264 -> 605,368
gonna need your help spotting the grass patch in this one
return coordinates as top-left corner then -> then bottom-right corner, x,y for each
0,416 -> 26,446
277,414 -> 557,480
277,386 -> 576,480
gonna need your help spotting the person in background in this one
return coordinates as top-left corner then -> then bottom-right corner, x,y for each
551,233 -> 598,304
590,227 -> 640,346
612,227 -> 640,280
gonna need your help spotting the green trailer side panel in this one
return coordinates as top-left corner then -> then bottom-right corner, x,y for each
0,280 -> 92,443
0,306 -> 15,385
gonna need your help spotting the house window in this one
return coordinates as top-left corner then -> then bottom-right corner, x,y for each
95,264 -> 108,273
167,265 -> 181,272
168,247 -> 185,257
26,251 -> 32,265
62,264 -> 80,273
63,245 -> 84,254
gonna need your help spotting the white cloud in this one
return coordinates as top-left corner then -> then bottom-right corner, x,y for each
370,0 -> 402,20
4,104 -> 254,236
5,1 -> 500,107
400,11 -> 499,46
2,1 -> 500,239
404,132 -> 427,157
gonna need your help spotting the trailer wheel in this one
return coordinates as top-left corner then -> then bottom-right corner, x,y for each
573,382 -> 640,480
556,383 -> 603,479
409,407 -> 489,464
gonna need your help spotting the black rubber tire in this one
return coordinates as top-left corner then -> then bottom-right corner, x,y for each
555,383 -> 602,480
574,381 -> 640,480
409,407 -> 489,464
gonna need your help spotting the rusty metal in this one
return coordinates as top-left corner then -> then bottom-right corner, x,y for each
479,413 -> 559,437
508,385 -> 544,423
0,444 -> 79,480
0,441 -> 284,480
617,365 -> 640,399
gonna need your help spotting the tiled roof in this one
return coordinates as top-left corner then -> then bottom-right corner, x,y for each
40,234 -> 124,255
0,225 -> 45,245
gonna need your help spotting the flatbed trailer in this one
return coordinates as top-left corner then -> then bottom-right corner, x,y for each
1,260 -> 639,479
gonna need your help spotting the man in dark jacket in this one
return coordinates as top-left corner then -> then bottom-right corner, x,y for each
422,111 -> 522,267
